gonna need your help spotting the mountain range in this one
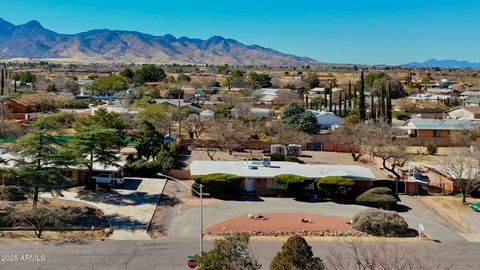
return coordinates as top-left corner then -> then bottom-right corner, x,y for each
0,18 -> 318,66
404,59 -> 480,68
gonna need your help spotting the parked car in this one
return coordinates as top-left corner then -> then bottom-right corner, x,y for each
468,202 -> 480,212
92,174 -> 124,185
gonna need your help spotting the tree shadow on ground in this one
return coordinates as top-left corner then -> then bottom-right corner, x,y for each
116,179 -> 143,191
75,190 -> 160,206
107,213 -> 146,228
396,204 -> 412,213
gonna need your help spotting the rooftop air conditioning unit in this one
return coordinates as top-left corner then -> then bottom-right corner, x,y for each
263,156 -> 271,167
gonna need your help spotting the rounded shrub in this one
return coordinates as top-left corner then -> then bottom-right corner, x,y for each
269,152 -> 285,161
355,187 -> 397,210
191,182 -> 201,197
194,173 -> 241,197
425,141 -> 438,155
270,235 -> 324,270
352,209 -> 409,237
273,174 -> 310,194
285,156 -> 305,164
316,176 -> 354,200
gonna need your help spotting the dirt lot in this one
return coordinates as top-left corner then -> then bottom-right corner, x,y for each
205,213 -> 355,236
0,230 -> 108,241
421,196 -> 480,233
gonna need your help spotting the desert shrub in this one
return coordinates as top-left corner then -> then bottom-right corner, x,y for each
191,182 -> 201,197
392,111 -> 410,120
64,99 -> 90,109
270,235 -> 324,270
0,186 -> 26,201
285,156 -> 305,164
269,152 -> 285,161
316,176 -> 354,200
273,174 -> 310,194
352,209 -> 408,237
355,187 -> 397,210
194,173 -> 241,197
425,141 -> 438,155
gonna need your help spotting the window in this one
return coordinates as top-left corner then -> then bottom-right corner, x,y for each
267,179 -> 282,189
432,130 -> 441,137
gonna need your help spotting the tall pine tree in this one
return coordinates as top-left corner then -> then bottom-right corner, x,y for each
386,83 -> 392,124
359,70 -> 366,121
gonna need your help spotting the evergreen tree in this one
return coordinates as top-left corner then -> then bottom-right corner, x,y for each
370,91 -> 375,121
386,83 -> 393,124
270,236 -> 324,270
338,92 -> 342,116
379,84 -> 385,121
348,80 -> 352,109
328,86 -> 333,112
359,70 -> 366,121
1,69 -> 4,95
323,88 -> 328,111
135,121 -> 164,161
15,117 -> 73,207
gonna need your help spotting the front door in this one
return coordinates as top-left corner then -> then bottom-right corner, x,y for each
244,178 -> 256,192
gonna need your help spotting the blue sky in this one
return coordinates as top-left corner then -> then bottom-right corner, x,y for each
1,0 -> 480,65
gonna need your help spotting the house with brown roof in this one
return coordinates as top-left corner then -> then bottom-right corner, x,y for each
447,106 -> 480,120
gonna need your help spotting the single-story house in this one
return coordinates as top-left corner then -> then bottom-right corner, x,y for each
448,106 -> 480,120
153,99 -> 199,110
307,110 -> 342,129
189,160 -> 377,195
407,93 -> 451,104
251,88 -> 296,106
0,152 -> 126,186
464,96 -> 480,106
231,107 -> 272,119
402,118 -> 474,138
199,109 -> 215,120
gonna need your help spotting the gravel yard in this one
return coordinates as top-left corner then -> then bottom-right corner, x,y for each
205,213 -> 358,237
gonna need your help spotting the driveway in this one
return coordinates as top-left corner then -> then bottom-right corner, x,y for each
42,178 -> 167,240
170,197 -> 463,242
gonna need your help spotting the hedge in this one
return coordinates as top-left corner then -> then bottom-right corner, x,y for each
352,209 -> 408,237
285,156 -> 305,164
316,176 -> 354,200
355,187 -> 397,210
269,152 -> 285,161
274,174 -> 310,194
194,173 -> 241,197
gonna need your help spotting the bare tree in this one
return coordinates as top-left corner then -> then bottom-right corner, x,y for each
211,119 -> 249,155
367,122 -> 408,182
327,240 -> 453,270
332,123 -> 370,161
185,114 -> 209,139
439,148 -> 480,204
11,205 -> 70,239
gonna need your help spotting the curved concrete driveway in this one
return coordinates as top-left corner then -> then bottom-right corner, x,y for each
42,178 -> 166,240
170,197 -> 463,242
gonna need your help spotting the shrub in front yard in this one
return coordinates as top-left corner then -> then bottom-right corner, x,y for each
425,141 -> 438,155
355,187 -> 397,210
316,176 -> 354,200
0,185 -> 26,201
270,235 -> 324,270
352,209 -> 408,237
269,152 -> 285,161
273,174 -> 311,195
194,173 -> 241,197
285,156 -> 305,164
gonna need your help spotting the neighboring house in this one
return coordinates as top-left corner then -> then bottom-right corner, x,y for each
189,160 -> 377,195
402,118 -> 473,138
407,93 -> 451,104
0,151 -> 125,186
153,99 -> 199,110
459,90 -> 480,98
231,107 -> 272,119
199,109 -> 215,120
464,96 -> 480,106
307,110 -> 342,129
425,88 -> 455,95
251,88 -> 295,106
447,106 -> 480,120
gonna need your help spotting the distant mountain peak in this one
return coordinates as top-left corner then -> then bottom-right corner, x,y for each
404,59 -> 480,68
0,18 -> 319,66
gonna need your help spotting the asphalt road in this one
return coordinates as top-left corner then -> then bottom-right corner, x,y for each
0,239 -> 478,270
170,197 -> 463,242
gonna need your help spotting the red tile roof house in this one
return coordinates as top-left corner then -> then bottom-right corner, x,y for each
189,159 -> 378,196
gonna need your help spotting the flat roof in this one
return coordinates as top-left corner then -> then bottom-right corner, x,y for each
405,118 -> 475,130
190,160 -> 376,180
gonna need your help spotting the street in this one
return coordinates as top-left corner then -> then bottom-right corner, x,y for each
0,239 -> 478,270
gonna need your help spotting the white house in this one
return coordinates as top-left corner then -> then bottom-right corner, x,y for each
447,106 -> 480,120
199,109 -> 215,120
307,110 -> 342,129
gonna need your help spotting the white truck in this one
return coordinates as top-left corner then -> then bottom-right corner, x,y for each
92,174 -> 125,185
